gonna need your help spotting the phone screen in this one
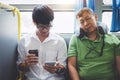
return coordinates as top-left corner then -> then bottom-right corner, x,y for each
45,61 -> 56,66
28,50 -> 38,56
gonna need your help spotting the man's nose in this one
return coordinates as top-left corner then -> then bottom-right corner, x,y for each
84,21 -> 88,26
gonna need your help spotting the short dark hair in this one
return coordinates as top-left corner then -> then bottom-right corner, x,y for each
32,4 -> 54,25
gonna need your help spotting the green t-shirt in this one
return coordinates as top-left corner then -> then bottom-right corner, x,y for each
68,34 -> 120,80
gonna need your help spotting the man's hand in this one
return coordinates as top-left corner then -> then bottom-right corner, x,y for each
43,62 -> 65,74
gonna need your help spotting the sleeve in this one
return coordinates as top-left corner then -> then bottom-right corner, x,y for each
16,38 -> 27,65
68,35 -> 77,57
57,37 -> 67,67
112,35 -> 120,56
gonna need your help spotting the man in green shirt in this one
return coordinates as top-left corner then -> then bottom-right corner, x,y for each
68,7 -> 120,80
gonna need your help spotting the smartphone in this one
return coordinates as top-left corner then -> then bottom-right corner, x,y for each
28,49 -> 38,56
45,61 -> 56,66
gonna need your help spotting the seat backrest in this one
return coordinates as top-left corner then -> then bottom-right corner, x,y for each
0,9 -> 18,80
0,36 -> 18,80
97,22 -> 108,34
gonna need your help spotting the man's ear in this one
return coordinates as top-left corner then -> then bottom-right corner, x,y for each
93,14 -> 98,21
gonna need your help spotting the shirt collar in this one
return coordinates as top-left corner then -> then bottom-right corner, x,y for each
80,32 -> 102,42
33,32 -> 57,43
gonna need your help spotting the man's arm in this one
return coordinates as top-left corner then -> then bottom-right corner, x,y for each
116,56 -> 120,78
68,56 -> 80,80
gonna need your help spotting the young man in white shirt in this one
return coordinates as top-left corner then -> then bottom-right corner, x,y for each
17,4 -> 67,80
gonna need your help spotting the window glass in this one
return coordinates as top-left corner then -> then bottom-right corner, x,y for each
102,12 -> 112,31
20,12 -> 35,36
20,11 -> 74,36
103,0 -> 112,5
51,12 -> 74,33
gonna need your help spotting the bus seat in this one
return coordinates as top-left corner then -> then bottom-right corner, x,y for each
0,36 -> 18,80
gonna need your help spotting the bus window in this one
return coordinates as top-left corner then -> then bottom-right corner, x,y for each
103,0 -> 112,5
21,11 -> 74,37
102,12 -> 112,31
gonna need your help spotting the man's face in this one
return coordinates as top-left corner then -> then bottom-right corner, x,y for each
36,23 -> 51,36
78,11 -> 98,34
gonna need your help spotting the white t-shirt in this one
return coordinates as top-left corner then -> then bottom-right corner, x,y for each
17,32 -> 67,80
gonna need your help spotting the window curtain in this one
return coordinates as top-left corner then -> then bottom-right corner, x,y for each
75,0 -> 84,10
111,0 -> 120,32
75,0 -> 95,10
86,0 -> 95,11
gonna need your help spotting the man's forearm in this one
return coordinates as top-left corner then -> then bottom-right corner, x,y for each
69,67 -> 80,80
